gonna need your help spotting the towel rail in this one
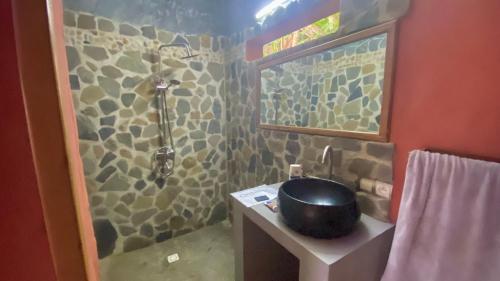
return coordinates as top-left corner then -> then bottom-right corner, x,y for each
423,148 -> 500,163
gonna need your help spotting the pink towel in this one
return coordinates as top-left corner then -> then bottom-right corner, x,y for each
382,150 -> 500,281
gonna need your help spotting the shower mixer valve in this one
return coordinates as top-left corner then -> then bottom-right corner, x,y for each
153,146 -> 176,177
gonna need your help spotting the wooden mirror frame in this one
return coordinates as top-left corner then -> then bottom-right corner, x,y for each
256,20 -> 397,142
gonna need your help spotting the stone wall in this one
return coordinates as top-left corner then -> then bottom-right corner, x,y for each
64,10 -> 229,258
226,31 -> 393,221
260,33 -> 387,133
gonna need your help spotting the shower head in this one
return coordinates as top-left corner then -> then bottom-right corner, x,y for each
156,79 -> 181,90
158,43 -> 199,60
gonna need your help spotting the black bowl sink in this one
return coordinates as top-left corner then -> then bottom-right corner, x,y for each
278,178 -> 360,239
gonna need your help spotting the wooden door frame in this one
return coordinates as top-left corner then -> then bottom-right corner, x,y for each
11,0 -> 99,280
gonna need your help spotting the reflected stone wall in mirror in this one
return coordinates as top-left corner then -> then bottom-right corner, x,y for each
258,22 -> 395,141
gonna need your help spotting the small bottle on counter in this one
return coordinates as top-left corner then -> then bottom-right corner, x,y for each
289,164 -> 303,179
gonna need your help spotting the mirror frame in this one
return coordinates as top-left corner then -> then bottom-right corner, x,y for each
256,20 -> 397,142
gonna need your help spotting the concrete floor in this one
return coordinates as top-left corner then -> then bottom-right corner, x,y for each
100,221 -> 234,281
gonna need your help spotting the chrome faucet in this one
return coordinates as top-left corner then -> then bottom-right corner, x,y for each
321,145 -> 334,180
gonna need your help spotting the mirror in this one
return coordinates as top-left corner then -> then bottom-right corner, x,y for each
257,21 -> 396,141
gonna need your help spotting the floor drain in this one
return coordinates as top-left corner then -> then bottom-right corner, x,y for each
167,253 -> 180,264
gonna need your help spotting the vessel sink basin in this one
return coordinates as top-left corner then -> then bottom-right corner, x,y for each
278,178 -> 360,239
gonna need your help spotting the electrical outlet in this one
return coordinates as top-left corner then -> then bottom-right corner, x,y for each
167,253 -> 180,264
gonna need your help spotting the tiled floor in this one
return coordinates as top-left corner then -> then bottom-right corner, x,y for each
100,221 -> 234,281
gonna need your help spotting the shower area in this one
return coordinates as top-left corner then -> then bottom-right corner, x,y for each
63,0 -> 248,279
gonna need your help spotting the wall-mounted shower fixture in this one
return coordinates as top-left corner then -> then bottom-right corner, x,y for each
158,43 -> 199,60
152,43 -> 198,178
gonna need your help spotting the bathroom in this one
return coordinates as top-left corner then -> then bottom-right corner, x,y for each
2,0 -> 500,281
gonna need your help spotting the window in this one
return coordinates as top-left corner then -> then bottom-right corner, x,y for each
262,12 -> 341,57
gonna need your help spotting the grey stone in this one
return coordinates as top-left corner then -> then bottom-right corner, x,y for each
207,202 -> 227,225
261,150 -> 273,166
77,115 -> 98,141
98,76 -> 120,98
77,66 -> 94,83
116,56 -> 148,74
82,158 -> 95,175
121,93 -> 136,107
142,186 -> 156,196
286,140 -> 301,155
99,99 -> 119,115
134,141 -> 149,152
101,173 -> 129,191
158,30 -> 174,44
93,219 -> 117,258
69,75 -> 80,90
190,61 -> 203,71
129,126 -> 142,137
128,167 -> 142,179
333,138 -> 362,151
156,231 -> 172,243
133,97 -> 148,114
117,160 -> 128,173
176,99 -> 190,115
77,14 -> 96,29
207,120 -> 221,133
187,36 -> 200,51
132,196 -> 154,210
99,152 -> 117,168
97,18 -> 115,32
173,88 -> 192,96
122,76 -> 143,88
121,193 -> 136,205
347,66 -> 361,80
141,52 -> 160,64
366,143 -> 394,161
116,133 -> 133,148
66,46 -> 80,71
83,46 -> 109,61
190,130 -> 205,139
131,209 -> 157,226
81,107 -> 98,117
63,11 -> 76,27
123,236 -> 153,252
193,140 -> 207,152
119,23 -> 140,36
155,186 -> 181,210
142,124 -> 158,138
207,62 -> 224,81
348,158 -> 377,178
181,157 -> 196,169
200,97 -> 211,112
170,216 -> 185,230
100,116 -> 115,126
373,164 -> 393,183
183,70 -> 196,81
81,86 -> 105,105
118,225 -> 136,236
134,180 -> 147,191
140,224 -> 154,237
198,73 -> 211,85
96,166 -> 116,183
141,26 -> 156,39
101,65 -> 123,79
114,204 -> 131,217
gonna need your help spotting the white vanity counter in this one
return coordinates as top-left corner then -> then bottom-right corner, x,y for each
232,183 -> 395,281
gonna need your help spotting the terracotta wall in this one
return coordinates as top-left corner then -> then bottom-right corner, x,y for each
0,0 -> 57,280
390,0 -> 500,220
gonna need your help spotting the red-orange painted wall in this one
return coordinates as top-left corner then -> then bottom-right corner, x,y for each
390,0 -> 500,220
0,0 -> 57,280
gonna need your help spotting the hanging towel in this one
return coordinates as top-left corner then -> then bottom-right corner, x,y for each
382,150 -> 500,281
